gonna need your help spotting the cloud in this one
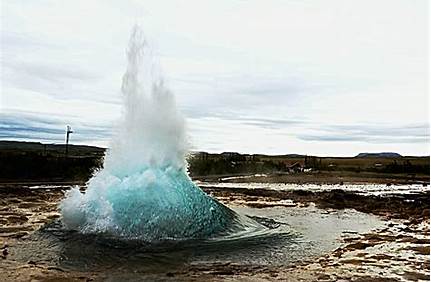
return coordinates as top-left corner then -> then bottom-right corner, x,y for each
3,59 -> 101,100
1,32 -> 59,51
298,123 -> 429,144
0,112 -> 112,144
216,115 -> 305,130
6,61 -> 99,83
1,0 -> 428,155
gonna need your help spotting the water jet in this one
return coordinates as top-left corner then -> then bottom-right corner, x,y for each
60,26 -> 257,240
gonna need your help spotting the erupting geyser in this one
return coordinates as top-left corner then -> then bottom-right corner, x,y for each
60,26 -> 246,240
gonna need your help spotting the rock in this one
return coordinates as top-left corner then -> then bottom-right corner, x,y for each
410,245 -> 430,255
47,266 -> 65,272
345,242 -> 373,250
317,273 -> 331,280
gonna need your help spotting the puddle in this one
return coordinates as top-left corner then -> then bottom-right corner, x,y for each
8,203 -> 384,277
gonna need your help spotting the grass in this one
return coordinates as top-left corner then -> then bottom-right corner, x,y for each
0,140 -> 429,184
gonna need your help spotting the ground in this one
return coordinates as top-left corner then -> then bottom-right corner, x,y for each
0,181 -> 429,282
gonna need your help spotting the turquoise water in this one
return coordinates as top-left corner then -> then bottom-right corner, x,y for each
60,168 -> 259,240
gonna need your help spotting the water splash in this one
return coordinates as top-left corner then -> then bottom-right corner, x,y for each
60,26 -> 251,240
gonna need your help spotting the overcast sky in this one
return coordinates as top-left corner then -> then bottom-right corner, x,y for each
1,0 -> 429,156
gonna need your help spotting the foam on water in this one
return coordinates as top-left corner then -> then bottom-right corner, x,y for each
60,26 -> 250,240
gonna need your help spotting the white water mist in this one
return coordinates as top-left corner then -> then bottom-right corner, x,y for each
60,26 -> 240,240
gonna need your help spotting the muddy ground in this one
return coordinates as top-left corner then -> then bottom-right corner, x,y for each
194,171 -> 430,186
0,183 -> 429,282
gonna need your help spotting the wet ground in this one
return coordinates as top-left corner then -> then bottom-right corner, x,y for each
0,182 -> 429,281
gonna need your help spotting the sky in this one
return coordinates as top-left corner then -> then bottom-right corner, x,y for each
1,0 -> 429,156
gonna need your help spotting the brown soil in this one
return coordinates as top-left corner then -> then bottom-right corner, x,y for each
203,186 -> 430,220
0,183 -> 429,281
196,171 -> 430,185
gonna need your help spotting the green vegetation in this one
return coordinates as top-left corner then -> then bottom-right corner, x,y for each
304,156 -> 429,174
187,152 -> 286,176
188,152 -> 429,177
0,141 -> 104,182
0,141 -> 428,183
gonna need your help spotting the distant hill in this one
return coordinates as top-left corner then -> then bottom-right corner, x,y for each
355,152 -> 402,158
0,140 -> 105,157
0,141 -> 106,182
0,141 -> 428,182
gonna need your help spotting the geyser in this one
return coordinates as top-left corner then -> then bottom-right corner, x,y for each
60,26 -> 246,240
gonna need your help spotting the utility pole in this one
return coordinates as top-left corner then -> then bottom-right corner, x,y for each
65,125 -> 73,157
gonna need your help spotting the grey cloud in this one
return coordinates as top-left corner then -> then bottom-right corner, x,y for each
2,32 -> 63,51
298,123 -> 429,143
0,112 -> 112,144
183,106 -> 305,130
4,60 -> 99,88
328,124 -> 429,138
224,116 -> 305,130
